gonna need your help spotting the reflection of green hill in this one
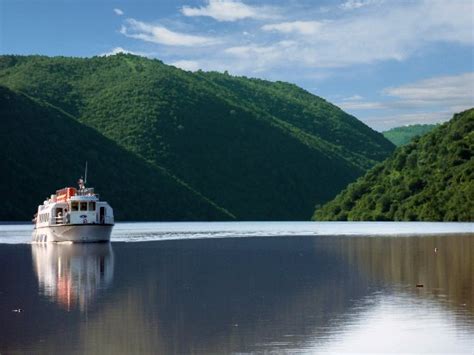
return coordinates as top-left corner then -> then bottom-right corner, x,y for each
314,109 -> 474,221
332,235 -> 474,315
75,236 -> 474,353
0,54 -> 394,220
0,86 -> 231,221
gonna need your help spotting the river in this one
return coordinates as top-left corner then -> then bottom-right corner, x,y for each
0,222 -> 473,353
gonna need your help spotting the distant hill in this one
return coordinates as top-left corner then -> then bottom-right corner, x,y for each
313,109 -> 474,221
383,124 -> 438,146
0,54 -> 394,220
0,86 -> 232,221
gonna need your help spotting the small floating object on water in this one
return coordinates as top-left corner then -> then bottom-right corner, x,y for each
12,308 -> 23,313
434,247 -> 438,253
416,284 -> 424,288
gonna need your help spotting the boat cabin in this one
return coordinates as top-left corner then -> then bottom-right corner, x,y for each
35,186 -> 114,226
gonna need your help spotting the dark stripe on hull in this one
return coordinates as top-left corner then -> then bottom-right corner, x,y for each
35,223 -> 114,228
33,224 -> 113,243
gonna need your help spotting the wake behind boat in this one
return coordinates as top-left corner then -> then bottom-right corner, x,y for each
32,173 -> 114,243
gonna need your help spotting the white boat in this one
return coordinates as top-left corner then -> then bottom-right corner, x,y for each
32,176 -> 114,243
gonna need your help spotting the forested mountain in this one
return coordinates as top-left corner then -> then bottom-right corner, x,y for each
0,86 -> 232,221
383,124 -> 438,146
313,109 -> 474,221
0,54 -> 394,220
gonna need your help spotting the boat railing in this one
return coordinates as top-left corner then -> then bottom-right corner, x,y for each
76,188 -> 95,196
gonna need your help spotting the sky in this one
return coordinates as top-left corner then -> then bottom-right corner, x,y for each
1,0 -> 473,131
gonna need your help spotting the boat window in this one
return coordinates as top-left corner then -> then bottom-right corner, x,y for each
80,202 -> 87,211
89,202 -> 96,211
71,202 -> 79,211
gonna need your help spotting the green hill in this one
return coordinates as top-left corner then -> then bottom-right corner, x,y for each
383,124 -> 438,146
313,109 -> 474,221
0,54 -> 394,220
0,86 -> 232,221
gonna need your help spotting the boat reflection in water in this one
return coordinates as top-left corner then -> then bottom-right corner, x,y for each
31,242 -> 114,311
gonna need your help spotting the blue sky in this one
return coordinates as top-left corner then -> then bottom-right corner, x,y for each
1,0 -> 473,130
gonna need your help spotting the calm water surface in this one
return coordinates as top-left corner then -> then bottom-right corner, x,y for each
0,222 -> 473,354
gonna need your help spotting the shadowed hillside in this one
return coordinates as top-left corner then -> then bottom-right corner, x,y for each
0,86 -> 232,221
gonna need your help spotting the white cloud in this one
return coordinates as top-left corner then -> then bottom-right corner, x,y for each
113,8 -> 124,16
384,72 -> 474,108
119,1 -> 473,74
250,0 -> 474,68
341,73 -> 474,112
339,0 -> 382,11
338,73 -> 474,130
224,41 -> 296,72
339,101 -> 386,110
120,19 -> 220,47
171,60 -> 201,71
100,47 -> 142,56
262,21 -> 325,35
343,95 -> 364,101
181,0 -> 276,22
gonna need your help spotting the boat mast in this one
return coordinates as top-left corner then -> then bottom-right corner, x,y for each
84,161 -> 88,186
78,161 -> 88,190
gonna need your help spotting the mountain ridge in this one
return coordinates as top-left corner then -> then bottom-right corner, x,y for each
0,54 -> 395,220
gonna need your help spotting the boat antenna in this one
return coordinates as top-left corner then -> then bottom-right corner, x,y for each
84,161 -> 88,186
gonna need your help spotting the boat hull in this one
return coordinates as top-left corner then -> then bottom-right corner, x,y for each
33,224 -> 113,243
